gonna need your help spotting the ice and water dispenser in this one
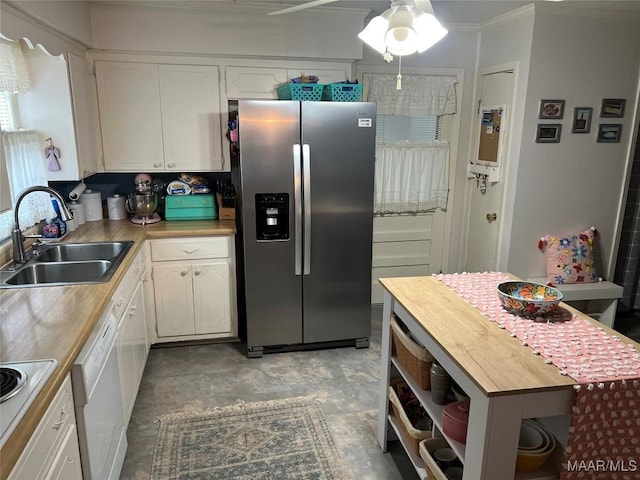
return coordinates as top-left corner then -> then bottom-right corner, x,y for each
255,193 -> 289,240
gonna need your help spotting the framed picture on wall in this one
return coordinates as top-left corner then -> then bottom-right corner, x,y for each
597,124 -> 622,143
600,99 -> 625,118
538,99 -> 565,119
536,124 -> 562,143
571,107 -> 592,133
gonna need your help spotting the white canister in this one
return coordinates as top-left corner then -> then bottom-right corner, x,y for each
68,201 -> 85,225
107,194 -> 128,220
79,190 -> 103,221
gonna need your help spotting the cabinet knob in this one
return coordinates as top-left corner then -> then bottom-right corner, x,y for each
180,271 -> 187,277
153,162 -> 162,168
167,162 -> 176,168
194,270 -> 201,276
52,407 -> 67,431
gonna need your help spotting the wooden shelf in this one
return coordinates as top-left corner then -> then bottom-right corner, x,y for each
387,414 -> 428,480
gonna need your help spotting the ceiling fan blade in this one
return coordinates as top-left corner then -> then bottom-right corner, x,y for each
268,0 -> 339,16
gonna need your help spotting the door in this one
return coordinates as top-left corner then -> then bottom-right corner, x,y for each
300,102 -> 376,343
238,100 -> 303,349
465,69 -> 515,272
95,62 -> 163,171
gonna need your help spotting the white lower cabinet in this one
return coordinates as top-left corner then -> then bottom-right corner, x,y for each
149,236 -> 236,343
117,281 -> 148,424
113,248 -> 148,424
9,375 -> 83,480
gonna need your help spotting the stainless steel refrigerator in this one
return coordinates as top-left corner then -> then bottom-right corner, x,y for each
232,100 -> 376,358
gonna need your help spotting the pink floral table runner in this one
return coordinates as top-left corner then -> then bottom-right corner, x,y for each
435,272 -> 640,479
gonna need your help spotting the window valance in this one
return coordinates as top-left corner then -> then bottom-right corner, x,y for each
366,74 -> 457,117
0,37 -> 31,93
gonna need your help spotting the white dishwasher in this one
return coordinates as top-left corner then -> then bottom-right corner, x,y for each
72,304 -> 127,480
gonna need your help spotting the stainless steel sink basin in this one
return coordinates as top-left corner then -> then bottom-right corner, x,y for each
0,241 -> 134,288
4,261 -> 112,286
36,241 -> 131,262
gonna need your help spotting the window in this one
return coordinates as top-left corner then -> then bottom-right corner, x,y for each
376,114 -> 440,144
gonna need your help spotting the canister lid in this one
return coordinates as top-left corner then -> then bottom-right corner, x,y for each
443,401 -> 470,422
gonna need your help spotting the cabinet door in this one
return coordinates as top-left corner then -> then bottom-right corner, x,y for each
153,263 -> 195,337
159,65 -> 224,171
44,425 -> 83,480
95,62 -> 164,171
130,282 -> 148,385
67,53 -> 97,179
193,261 -> 232,335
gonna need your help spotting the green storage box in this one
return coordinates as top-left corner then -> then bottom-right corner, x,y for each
164,194 -> 217,221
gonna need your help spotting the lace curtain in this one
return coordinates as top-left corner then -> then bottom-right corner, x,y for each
374,141 -> 449,214
365,74 -> 457,117
0,131 -> 54,239
0,37 -> 31,93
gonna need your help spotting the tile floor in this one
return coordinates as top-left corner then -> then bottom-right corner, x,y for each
120,306 -> 640,480
120,304 -> 418,480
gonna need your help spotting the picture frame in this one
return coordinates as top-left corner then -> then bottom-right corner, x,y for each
536,124 -> 562,143
571,107 -> 592,134
597,124 -> 622,143
600,99 -> 625,118
538,99 -> 565,119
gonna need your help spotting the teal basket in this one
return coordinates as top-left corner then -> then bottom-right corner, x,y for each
277,83 -> 324,101
322,83 -> 363,102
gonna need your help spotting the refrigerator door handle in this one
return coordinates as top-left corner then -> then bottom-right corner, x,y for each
303,144 -> 311,276
293,144 -> 303,276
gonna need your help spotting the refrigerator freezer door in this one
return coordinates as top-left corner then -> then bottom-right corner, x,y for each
238,101 -> 303,349
300,102 -> 376,344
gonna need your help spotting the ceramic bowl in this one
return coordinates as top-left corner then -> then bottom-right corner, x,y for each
516,420 -> 556,472
518,421 -> 544,450
497,281 -> 563,317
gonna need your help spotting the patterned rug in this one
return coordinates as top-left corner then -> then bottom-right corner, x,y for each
151,396 -> 347,480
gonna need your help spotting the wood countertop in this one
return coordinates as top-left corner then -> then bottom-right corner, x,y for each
0,219 -> 235,478
381,276 -> 578,396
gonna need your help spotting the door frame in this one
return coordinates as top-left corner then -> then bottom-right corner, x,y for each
462,61 -> 519,272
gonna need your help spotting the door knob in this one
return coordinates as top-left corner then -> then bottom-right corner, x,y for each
486,213 -> 497,222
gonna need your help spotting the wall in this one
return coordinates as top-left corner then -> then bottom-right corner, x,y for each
0,1 -> 91,54
506,7 -> 640,280
89,1 -> 366,60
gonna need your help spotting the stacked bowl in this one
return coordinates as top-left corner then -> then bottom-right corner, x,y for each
516,419 -> 556,472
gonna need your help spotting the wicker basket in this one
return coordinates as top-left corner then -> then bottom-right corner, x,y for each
388,386 -> 432,456
418,437 -> 453,480
391,316 -> 434,390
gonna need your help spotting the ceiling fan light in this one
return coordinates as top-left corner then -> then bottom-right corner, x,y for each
413,11 -> 448,53
358,13 -> 391,54
385,26 -> 418,55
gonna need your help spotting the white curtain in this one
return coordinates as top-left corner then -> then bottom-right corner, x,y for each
374,141 -> 449,214
366,74 -> 457,117
1,131 -> 54,237
0,37 -> 31,94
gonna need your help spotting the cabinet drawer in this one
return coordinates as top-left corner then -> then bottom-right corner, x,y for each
9,375 -> 76,480
113,251 -> 142,321
150,237 -> 229,261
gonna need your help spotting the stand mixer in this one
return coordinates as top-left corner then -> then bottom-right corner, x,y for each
126,173 -> 161,225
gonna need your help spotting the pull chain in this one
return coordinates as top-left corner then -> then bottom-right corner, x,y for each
396,56 -> 402,90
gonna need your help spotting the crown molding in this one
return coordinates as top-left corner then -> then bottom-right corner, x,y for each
480,3 -> 535,30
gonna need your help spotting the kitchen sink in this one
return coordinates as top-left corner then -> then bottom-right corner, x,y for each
4,261 -> 112,286
36,241 -> 131,262
0,241 -> 134,288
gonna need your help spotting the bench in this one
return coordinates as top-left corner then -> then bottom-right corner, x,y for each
529,277 -> 623,328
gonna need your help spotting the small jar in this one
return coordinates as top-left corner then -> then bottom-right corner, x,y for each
430,363 -> 451,405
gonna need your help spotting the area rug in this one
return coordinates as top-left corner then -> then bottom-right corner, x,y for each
150,396 -> 347,480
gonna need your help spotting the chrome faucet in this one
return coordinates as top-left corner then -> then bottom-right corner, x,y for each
11,186 -> 73,264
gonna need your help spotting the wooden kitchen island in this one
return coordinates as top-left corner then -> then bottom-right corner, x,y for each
377,276 -> 577,480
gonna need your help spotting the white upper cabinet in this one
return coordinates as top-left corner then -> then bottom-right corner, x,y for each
95,61 -> 225,172
18,49 -> 97,181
